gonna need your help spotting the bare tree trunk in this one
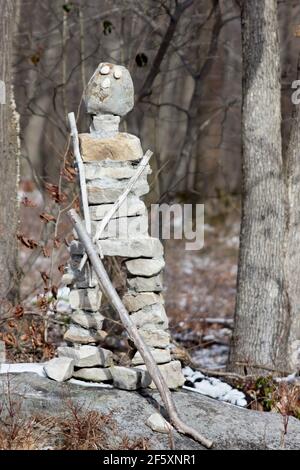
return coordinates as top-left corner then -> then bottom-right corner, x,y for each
229,0 -> 290,375
285,101 -> 300,372
0,0 -> 20,315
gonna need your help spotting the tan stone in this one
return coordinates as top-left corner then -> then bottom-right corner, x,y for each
79,133 -> 143,162
139,328 -> 170,348
123,292 -> 164,312
69,288 -> 102,312
125,258 -> 165,277
73,367 -> 112,382
137,361 -> 185,390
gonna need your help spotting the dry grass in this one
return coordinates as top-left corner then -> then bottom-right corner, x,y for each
0,377 -> 151,450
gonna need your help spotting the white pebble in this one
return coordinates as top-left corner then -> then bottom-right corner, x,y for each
100,65 -> 110,75
102,77 -> 111,89
114,67 -> 122,79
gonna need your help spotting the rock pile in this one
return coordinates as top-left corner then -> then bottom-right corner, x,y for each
58,62 -> 184,390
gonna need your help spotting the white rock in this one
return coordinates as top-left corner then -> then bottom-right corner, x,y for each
125,258 -> 165,277
132,348 -> 171,366
113,67 -> 122,79
137,361 -> 185,390
139,328 -> 170,348
71,310 -> 105,331
127,274 -> 163,292
123,292 -> 164,312
130,304 -> 168,330
71,238 -> 164,258
102,77 -> 111,88
57,345 -> 113,367
90,197 -> 146,221
100,65 -> 110,75
69,288 -> 102,312
110,366 -> 151,390
146,413 -> 172,434
44,357 -> 74,382
64,325 -> 103,344
73,367 -> 112,382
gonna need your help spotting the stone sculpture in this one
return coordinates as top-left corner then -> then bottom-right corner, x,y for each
58,62 -> 184,390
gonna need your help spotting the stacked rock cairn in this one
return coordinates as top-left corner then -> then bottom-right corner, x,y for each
49,63 -> 185,390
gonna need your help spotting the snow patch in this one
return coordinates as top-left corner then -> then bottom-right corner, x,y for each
182,366 -> 247,407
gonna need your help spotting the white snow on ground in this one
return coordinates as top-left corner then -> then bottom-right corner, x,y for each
182,366 -> 247,407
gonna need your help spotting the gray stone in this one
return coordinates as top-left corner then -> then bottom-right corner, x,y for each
110,366 -> 151,390
73,367 -> 112,382
71,238 -> 164,258
57,345 -> 113,368
0,341 -> 6,363
79,133 -> 143,163
125,258 -> 165,277
139,328 -> 170,348
130,304 -> 168,330
132,349 -> 171,366
90,215 -> 148,239
71,310 -> 105,331
84,63 -> 134,117
127,274 -> 163,292
90,115 -> 120,139
65,257 -> 98,288
69,288 -> 102,312
2,373 -> 300,449
90,197 -> 146,221
64,325 -> 104,345
146,413 -> 172,434
44,357 -> 74,383
123,292 -> 164,312
84,161 -> 151,181
137,361 -> 185,390
87,177 -> 148,204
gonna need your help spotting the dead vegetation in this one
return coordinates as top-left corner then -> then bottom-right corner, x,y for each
0,376 -> 151,450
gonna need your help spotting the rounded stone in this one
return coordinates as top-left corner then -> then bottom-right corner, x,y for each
84,62 -> 134,117
100,65 -> 110,75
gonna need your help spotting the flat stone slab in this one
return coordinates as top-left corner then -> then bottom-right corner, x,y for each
139,328 -> 171,348
130,304 -> 168,330
79,133 -> 143,162
69,287 -> 102,312
44,357 -> 74,383
1,373 -> 299,449
71,238 -> 164,258
84,161 -> 151,180
64,325 -> 104,345
90,215 -> 148,239
90,197 -> 146,221
110,366 -> 151,390
137,361 -> 185,390
58,345 -> 113,368
125,258 -> 165,277
73,367 -> 112,382
132,348 -> 171,366
71,310 -> 105,331
123,292 -> 164,312
127,274 -> 163,292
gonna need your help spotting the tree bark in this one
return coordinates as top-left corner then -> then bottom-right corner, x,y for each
285,101 -> 300,372
229,0 -> 290,374
0,0 -> 20,315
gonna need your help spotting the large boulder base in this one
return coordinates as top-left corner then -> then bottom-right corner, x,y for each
1,373 -> 299,450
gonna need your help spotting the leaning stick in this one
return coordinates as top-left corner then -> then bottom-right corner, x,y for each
68,209 -> 213,449
93,149 -> 153,242
79,150 -> 153,270
68,112 -> 92,235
